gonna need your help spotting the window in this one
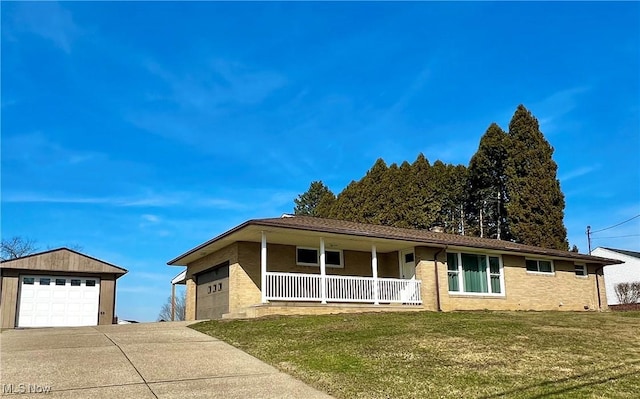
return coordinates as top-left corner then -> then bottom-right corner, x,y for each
40,278 -> 51,285
447,252 -> 503,295
296,247 -> 343,268
526,259 -> 554,274
86,280 -> 96,287
575,264 -> 587,277
55,279 -> 66,286
71,279 -> 81,286
23,277 -> 35,285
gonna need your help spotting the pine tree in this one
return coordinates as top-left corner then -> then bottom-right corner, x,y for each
504,105 -> 568,249
407,154 -> 439,229
293,181 -> 335,217
467,123 -> 509,239
328,180 -> 364,221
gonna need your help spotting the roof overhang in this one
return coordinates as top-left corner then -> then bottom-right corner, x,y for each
167,219 -> 623,267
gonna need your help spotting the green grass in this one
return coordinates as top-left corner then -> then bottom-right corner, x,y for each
191,311 -> 640,398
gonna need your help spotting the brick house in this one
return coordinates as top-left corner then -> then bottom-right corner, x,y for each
168,215 -> 621,320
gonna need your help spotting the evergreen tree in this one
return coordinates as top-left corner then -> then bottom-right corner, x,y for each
467,123 -> 509,239
504,105 -> 568,250
293,181 -> 335,217
359,159 -> 390,224
407,154 -> 439,229
328,180 -> 364,221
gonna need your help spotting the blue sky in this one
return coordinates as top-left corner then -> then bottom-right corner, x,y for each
2,2 -> 639,321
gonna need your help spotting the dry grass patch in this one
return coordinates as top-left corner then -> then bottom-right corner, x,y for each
192,311 -> 640,398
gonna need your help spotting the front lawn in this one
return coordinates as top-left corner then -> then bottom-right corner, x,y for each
191,311 -> 640,398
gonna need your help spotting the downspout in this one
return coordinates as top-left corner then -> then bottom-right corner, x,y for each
433,245 -> 448,312
594,265 -> 604,311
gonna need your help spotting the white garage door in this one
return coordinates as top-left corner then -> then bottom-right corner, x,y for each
17,275 -> 100,328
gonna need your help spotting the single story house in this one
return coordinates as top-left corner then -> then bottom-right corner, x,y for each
591,247 -> 640,305
1,248 -> 127,328
168,215 -> 621,320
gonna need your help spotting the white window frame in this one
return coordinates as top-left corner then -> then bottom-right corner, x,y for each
447,252 -> 505,297
574,264 -> 588,278
295,246 -> 344,268
525,258 -> 555,275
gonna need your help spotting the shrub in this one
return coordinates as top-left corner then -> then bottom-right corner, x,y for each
614,281 -> 640,304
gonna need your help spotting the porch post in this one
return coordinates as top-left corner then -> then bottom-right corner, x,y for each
372,244 -> 379,305
261,231 -> 267,303
171,283 -> 176,321
320,237 -> 327,304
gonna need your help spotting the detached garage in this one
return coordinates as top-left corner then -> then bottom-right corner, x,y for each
0,248 -> 127,328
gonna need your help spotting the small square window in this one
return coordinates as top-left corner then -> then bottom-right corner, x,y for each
526,259 -> 538,272
575,264 -> 587,276
297,248 -> 318,265
526,259 -> 554,274
326,250 -> 342,267
405,253 -> 414,263
40,278 -> 51,285
86,280 -> 96,287
71,279 -> 81,286
539,261 -> 552,273
23,277 -> 35,285
56,279 -> 66,286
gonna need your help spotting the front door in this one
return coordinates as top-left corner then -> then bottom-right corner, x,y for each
400,249 -> 416,279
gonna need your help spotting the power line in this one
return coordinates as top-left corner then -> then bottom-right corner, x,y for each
592,234 -> 640,240
591,214 -> 640,234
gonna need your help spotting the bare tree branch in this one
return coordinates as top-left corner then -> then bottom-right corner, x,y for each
1,236 -> 38,261
158,290 -> 186,321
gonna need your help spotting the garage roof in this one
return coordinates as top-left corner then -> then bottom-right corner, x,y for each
1,248 -> 128,276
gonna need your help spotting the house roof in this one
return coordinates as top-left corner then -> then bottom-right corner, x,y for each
168,215 -> 623,266
600,247 -> 640,260
1,247 -> 128,276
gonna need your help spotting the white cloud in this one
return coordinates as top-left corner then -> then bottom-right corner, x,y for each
560,165 -> 601,183
12,2 -> 80,53
532,86 -> 591,134
141,214 -> 160,223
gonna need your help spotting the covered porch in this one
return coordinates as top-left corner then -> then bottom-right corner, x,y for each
259,231 -> 422,306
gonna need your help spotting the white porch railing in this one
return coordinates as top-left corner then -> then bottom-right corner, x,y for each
265,272 -> 422,305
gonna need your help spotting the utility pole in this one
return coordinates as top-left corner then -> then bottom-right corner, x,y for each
586,226 -> 592,254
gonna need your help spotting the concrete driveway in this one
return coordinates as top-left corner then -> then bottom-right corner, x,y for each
0,321 -> 333,398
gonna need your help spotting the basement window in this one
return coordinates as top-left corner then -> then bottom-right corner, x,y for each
296,247 -> 343,268
526,259 -> 554,274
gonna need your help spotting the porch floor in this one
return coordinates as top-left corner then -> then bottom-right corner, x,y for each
222,302 -> 426,320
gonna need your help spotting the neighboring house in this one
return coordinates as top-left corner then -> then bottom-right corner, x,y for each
591,247 -> 640,305
1,248 -> 127,328
167,215 -> 621,320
